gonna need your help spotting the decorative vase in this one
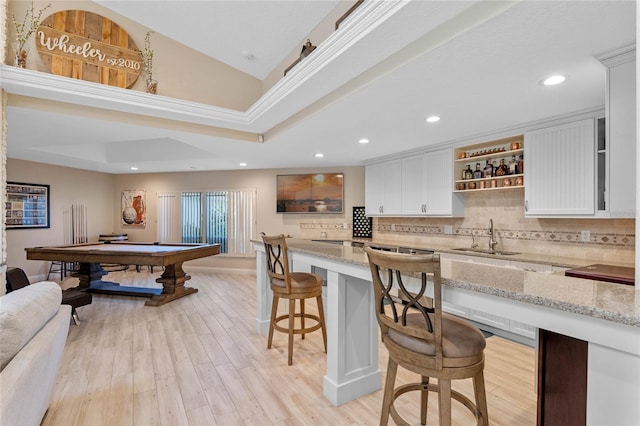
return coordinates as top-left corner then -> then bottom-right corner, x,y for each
14,49 -> 27,68
146,78 -> 158,94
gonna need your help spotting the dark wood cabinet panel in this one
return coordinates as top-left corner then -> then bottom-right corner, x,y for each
537,329 -> 588,426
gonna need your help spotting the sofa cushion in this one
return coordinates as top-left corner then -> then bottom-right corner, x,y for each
0,281 -> 62,371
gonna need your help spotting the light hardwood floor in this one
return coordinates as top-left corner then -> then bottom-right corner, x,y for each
43,270 -> 537,425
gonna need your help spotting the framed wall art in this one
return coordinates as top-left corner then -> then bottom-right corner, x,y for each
276,173 -> 343,213
122,190 -> 146,226
5,182 -> 50,229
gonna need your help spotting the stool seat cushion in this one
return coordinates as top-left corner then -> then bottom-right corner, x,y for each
270,272 -> 322,290
388,312 -> 486,358
61,288 -> 92,309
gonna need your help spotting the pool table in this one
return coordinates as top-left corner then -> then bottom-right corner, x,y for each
26,242 -> 220,306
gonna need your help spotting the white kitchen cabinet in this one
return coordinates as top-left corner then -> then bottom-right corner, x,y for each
524,118 -> 596,217
509,320 -> 537,340
442,301 -> 469,318
365,159 -> 402,216
423,149 -> 464,216
367,149 -> 463,217
469,309 -> 510,331
401,155 -> 427,214
402,149 -> 464,216
599,48 -> 636,218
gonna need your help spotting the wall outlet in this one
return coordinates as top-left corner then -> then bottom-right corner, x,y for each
581,230 -> 590,242
444,225 -> 453,235
391,224 -> 396,231
343,222 -> 348,229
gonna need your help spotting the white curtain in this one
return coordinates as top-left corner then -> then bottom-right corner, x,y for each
227,188 -> 256,256
156,189 -> 256,255
156,192 -> 181,243
63,204 -> 87,244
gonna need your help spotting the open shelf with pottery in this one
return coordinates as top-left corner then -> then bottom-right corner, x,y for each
454,135 -> 525,192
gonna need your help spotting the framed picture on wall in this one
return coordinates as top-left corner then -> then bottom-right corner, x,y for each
5,182 -> 50,229
121,190 -> 146,226
276,173 -> 343,213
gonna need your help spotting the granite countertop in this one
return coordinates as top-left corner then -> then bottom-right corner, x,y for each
274,239 -> 640,328
347,238 -> 635,269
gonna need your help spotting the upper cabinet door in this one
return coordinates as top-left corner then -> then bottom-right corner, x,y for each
402,155 -> 427,214
424,148 -> 464,216
365,159 -> 402,216
605,57 -> 636,218
524,119 -> 596,216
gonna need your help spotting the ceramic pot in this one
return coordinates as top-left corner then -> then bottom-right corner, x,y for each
146,79 -> 158,94
14,49 -> 27,68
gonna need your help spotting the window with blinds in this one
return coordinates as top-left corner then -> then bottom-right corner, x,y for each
157,189 -> 256,256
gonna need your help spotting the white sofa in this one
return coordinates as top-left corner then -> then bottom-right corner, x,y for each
0,281 -> 71,426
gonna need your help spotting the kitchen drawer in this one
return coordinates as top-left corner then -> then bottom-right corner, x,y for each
443,301 -> 469,318
509,320 -> 537,339
469,309 -> 509,331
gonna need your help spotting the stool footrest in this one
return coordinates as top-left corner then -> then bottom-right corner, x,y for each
273,313 -> 323,335
389,382 -> 485,426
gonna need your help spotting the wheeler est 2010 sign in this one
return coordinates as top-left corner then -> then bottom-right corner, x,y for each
35,10 -> 142,89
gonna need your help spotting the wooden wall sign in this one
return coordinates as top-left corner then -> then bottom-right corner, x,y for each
35,10 -> 142,89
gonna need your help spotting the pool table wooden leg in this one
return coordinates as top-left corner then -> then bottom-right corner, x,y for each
75,262 -> 109,289
145,262 -> 197,306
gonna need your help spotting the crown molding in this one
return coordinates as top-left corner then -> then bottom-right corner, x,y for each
1,0 -> 409,135
596,43 -> 636,68
0,66 -> 249,129
246,0 -> 409,125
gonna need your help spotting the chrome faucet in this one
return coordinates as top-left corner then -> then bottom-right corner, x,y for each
488,219 -> 498,252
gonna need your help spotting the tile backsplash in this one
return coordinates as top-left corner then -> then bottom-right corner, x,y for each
299,190 -> 635,265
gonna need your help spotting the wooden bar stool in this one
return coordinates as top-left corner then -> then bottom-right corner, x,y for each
260,233 -> 327,365
365,247 -> 488,426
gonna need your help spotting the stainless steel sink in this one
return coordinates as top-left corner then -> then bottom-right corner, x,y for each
452,248 -> 520,256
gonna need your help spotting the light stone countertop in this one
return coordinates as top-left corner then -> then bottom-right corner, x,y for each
347,238 -> 634,269
276,239 -> 640,328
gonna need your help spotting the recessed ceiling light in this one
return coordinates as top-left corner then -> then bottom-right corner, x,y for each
542,75 -> 566,86
239,162 -> 247,167
130,166 -> 138,171
315,153 -> 324,158
426,115 -> 440,123
359,138 -> 369,144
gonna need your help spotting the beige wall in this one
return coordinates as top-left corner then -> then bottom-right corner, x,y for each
6,1 -> 262,110
5,159 -> 115,282
112,166 -> 365,270
4,159 -> 365,280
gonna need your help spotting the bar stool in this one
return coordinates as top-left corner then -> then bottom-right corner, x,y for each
6,267 -> 92,325
47,261 -> 67,281
260,233 -> 327,365
365,247 -> 488,425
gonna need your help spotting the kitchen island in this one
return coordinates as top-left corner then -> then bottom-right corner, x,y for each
254,239 -> 639,425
